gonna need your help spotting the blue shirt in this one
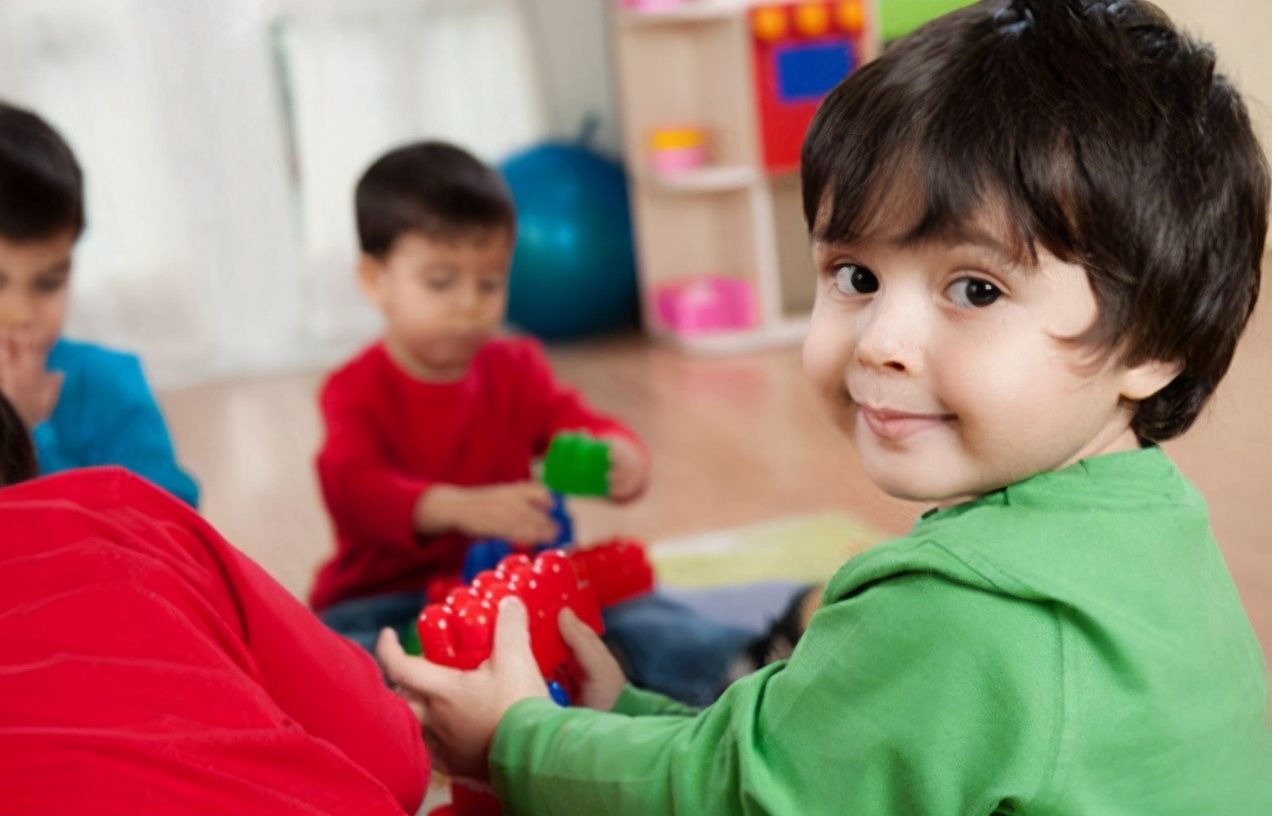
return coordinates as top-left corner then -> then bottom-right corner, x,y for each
33,339 -> 199,507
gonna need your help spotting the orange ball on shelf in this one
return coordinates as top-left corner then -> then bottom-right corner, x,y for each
836,0 -> 865,35
795,3 -> 832,38
752,6 -> 788,42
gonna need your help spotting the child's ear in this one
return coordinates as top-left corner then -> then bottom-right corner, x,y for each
1120,357 -> 1184,402
356,254 -> 388,310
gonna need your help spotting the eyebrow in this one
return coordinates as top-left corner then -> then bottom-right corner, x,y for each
814,227 -> 1024,265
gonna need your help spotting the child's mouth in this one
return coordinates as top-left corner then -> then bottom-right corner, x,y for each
857,404 -> 955,441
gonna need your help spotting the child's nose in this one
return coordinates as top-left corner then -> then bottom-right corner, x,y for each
0,295 -> 35,331
854,297 -> 923,374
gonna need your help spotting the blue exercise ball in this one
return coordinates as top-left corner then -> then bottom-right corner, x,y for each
500,143 -> 638,341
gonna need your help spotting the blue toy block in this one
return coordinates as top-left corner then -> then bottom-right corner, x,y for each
463,538 -> 514,583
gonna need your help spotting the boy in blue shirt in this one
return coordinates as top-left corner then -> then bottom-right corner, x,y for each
378,1 -> 1272,811
0,101 -> 198,507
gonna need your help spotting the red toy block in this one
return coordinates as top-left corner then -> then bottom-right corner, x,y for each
418,550 -> 604,695
568,538 -> 655,608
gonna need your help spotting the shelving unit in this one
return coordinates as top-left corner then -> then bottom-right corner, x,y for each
614,0 -> 880,353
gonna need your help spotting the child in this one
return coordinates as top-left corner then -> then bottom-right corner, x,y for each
0,101 -> 199,507
312,141 -> 758,703
378,1 -> 1272,811
0,395 -> 428,814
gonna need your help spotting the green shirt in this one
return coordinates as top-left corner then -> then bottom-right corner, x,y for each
491,448 -> 1272,813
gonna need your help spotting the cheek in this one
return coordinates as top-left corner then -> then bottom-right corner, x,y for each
801,317 -> 852,397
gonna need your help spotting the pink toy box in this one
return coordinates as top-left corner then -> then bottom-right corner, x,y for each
654,275 -> 758,336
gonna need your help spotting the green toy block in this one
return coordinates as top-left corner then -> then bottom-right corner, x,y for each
543,432 -> 611,497
881,0 -> 977,42
400,618 -> 422,657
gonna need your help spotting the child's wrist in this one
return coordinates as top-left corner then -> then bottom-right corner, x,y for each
414,484 -> 466,533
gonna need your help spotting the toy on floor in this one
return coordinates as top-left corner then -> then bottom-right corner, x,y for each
569,537 -> 655,607
543,432 -> 611,496
419,550 -> 605,816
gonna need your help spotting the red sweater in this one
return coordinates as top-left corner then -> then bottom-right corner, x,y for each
0,467 -> 428,815
311,337 -> 636,611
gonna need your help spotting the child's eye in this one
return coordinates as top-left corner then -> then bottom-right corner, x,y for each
832,264 -> 879,296
946,277 -> 1002,308
478,277 -> 505,294
35,275 -> 68,294
423,277 -> 453,292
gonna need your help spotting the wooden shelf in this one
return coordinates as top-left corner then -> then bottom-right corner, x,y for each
651,316 -> 810,355
645,165 -> 757,194
617,1 -> 749,28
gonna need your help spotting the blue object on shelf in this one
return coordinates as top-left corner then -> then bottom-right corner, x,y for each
775,40 -> 855,103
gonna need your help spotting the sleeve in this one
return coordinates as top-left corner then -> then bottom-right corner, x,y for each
120,474 -> 430,813
611,684 -> 699,718
92,354 -> 201,508
515,340 -> 644,456
315,374 -> 433,553
31,421 -> 75,474
489,574 -> 1061,815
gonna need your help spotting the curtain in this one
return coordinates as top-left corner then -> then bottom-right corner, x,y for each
0,0 -> 550,387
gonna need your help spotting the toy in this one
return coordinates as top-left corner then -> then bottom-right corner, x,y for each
500,142 -> 638,341
648,125 -> 710,176
654,274 -> 758,337
543,432 -> 611,496
419,550 -> 606,816
570,537 -> 655,607
751,2 -> 869,172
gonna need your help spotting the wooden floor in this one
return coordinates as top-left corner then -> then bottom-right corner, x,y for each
162,282 -> 1272,666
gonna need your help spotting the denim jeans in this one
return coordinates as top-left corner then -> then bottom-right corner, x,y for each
318,590 -> 426,654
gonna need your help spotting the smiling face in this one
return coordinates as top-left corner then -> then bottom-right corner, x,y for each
801,205 -> 1176,505
359,227 -> 513,382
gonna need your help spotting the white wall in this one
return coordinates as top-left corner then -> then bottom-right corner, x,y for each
1154,0 -> 1271,153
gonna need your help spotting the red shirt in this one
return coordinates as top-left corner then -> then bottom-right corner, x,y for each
0,468 -> 428,815
311,337 -> 636,610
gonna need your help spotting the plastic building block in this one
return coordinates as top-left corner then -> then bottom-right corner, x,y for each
418,550 -> 604,694
547,492 -> 574,548
463,539 -> 517,583
543,433 -> 610,496
400,618 -> 423,657
568,538 -> 655,608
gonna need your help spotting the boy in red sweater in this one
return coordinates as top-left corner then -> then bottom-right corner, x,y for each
310,142 -> 651,652
0,393 -> 428,815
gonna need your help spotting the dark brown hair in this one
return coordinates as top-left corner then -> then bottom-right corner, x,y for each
355,141 -> 515,258
0,100 -> 85,241
0,392 -> 36,487
802,0 -> 1270,443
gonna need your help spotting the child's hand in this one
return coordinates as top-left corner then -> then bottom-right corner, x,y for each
378,597 -> 549,780
605,435 -> 649,502
558,607 -> 627,711
0,330 -> 62,430
416,482 -> 559,543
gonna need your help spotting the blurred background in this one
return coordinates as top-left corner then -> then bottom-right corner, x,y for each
1,0 -> 1268,662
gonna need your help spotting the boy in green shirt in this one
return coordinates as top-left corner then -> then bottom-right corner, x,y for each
378,0 -> 1272,812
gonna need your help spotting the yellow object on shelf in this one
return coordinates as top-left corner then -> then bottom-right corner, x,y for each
836,0 -> 865,34
648,126 -> 707,151
795,3 -> 831,37
752,5 -> 788,42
